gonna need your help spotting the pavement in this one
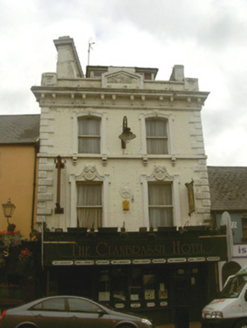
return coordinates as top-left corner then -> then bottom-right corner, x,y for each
156,322 -> 201,328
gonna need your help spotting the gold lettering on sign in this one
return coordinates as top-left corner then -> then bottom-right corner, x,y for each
73,244 -> 91,257
172,241 -> 204,255
70,240 -> 205,259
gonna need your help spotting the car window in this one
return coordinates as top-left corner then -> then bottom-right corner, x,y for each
68,298 -> 101,313
32,298 -> 65,311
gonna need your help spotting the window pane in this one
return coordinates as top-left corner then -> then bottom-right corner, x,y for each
146,120 -> 168,154
78,185 -> 102,206
149,208 -> 173,228
242,219 -> 247,238
77,184 -> 102,229
78,118 -> 100,136
78,118 -> 100,153
78,137 -> 100,153
149,184 -> 172,205
148,183 -> 173,227
78,208 -> 102,229
147,139 -> 168,154
146,120 -> 167,137
33,298 -> 65,311
68,298 -> 100,313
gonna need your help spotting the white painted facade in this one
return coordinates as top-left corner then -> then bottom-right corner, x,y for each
32,36 -> 210,232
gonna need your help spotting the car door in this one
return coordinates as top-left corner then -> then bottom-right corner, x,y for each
67,297 -> 114,328
30,297 -> 69,328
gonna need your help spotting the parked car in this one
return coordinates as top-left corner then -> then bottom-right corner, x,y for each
0,295 -> 153,328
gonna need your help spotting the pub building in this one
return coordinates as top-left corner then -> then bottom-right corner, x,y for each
43,227 -> 227,325
30,36 -> 228,326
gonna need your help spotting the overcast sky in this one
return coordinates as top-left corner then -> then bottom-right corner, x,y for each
0,0 -> 246,166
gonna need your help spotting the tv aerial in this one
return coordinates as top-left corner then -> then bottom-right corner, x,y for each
88,37 -> 95,66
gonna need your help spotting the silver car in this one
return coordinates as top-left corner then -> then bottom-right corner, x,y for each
0,295 -> 153,328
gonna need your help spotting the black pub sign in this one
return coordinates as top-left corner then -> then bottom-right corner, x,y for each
43,228 -> 227,266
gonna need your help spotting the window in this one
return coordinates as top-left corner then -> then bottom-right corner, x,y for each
146,119 -> 168,154
242,218 -> 247,240
32,298 -> 65,311
78,117 -> 100,153
68,298 -> 100,313
144,73 -> 152,80
148,182 -> 173,227
77,183 -> 102,229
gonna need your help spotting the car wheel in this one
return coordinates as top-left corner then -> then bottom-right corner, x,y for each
235,320 -> 247,328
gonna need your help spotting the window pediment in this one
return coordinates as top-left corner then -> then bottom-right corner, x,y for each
75,165 -> 104,181
102,70 -> 143,89
145,166 -> 174,182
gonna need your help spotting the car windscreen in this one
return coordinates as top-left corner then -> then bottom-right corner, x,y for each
220,275 -> 247,298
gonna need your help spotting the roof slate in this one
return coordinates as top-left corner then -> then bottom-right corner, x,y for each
0,115 -> 40,144
208,166 -> 247,211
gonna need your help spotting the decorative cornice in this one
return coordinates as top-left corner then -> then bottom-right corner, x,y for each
31,86 -> 209,109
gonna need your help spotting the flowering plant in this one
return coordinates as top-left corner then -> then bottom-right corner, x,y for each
0,231 -> 23,249
18,248 -> 33,260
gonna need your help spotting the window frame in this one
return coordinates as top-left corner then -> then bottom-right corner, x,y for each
78,117 -> 101,154
72,109 -> 107,160
77,182 -> 103,229
140,166 -> 181,229
146,118 -> 169,155
139,112 -> 173,163
148,181 -> 173,228
69,166 -> 110,228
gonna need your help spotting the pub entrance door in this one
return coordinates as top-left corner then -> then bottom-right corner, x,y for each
172,263 -> 207,322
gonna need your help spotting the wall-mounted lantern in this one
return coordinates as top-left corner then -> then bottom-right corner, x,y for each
2,199 -> 16,231
119,116 -> 136,149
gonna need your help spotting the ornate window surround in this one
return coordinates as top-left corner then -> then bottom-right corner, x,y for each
71,109 -> 108,165
69,165 -> 110,228
139,112 -> 174,165
140,166 -> 181,228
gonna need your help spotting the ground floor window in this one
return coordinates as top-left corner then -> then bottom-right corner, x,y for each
97,266 -> 169,310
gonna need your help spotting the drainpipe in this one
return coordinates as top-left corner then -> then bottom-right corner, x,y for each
31,139 -> 39,233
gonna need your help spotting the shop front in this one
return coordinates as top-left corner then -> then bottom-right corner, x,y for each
43,227 -> 227,325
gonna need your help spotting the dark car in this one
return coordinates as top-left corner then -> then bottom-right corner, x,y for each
0,295 -> 153,328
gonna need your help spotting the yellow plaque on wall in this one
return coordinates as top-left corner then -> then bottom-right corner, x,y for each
123,200 -> 129,211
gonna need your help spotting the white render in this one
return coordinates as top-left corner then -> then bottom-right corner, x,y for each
32,36 -> 211,232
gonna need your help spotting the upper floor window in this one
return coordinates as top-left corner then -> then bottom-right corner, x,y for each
77,182 -> 102,229
148,182 -> 173,228
146,119 -> 168,154
78,117 -> 101,154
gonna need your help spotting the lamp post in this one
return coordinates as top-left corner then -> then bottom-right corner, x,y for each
2,199 -> 16,231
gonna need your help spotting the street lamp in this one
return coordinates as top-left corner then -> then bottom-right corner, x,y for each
2,199 -> 16,231
119,116 -> 136,149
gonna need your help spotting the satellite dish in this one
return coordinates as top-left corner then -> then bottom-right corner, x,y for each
220,211 -> 233,261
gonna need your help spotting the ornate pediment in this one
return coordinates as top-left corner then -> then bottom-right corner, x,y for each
147,166 -> 174,182
75,165 -> 104,181
102,70 -> 143,89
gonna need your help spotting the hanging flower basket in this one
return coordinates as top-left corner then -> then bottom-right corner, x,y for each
0,231 -> 24,267
18,248 -> 33,273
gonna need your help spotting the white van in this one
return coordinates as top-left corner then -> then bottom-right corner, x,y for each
202,267 -> 247,328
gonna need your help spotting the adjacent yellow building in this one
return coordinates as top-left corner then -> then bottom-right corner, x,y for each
0,115 -> 40,239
